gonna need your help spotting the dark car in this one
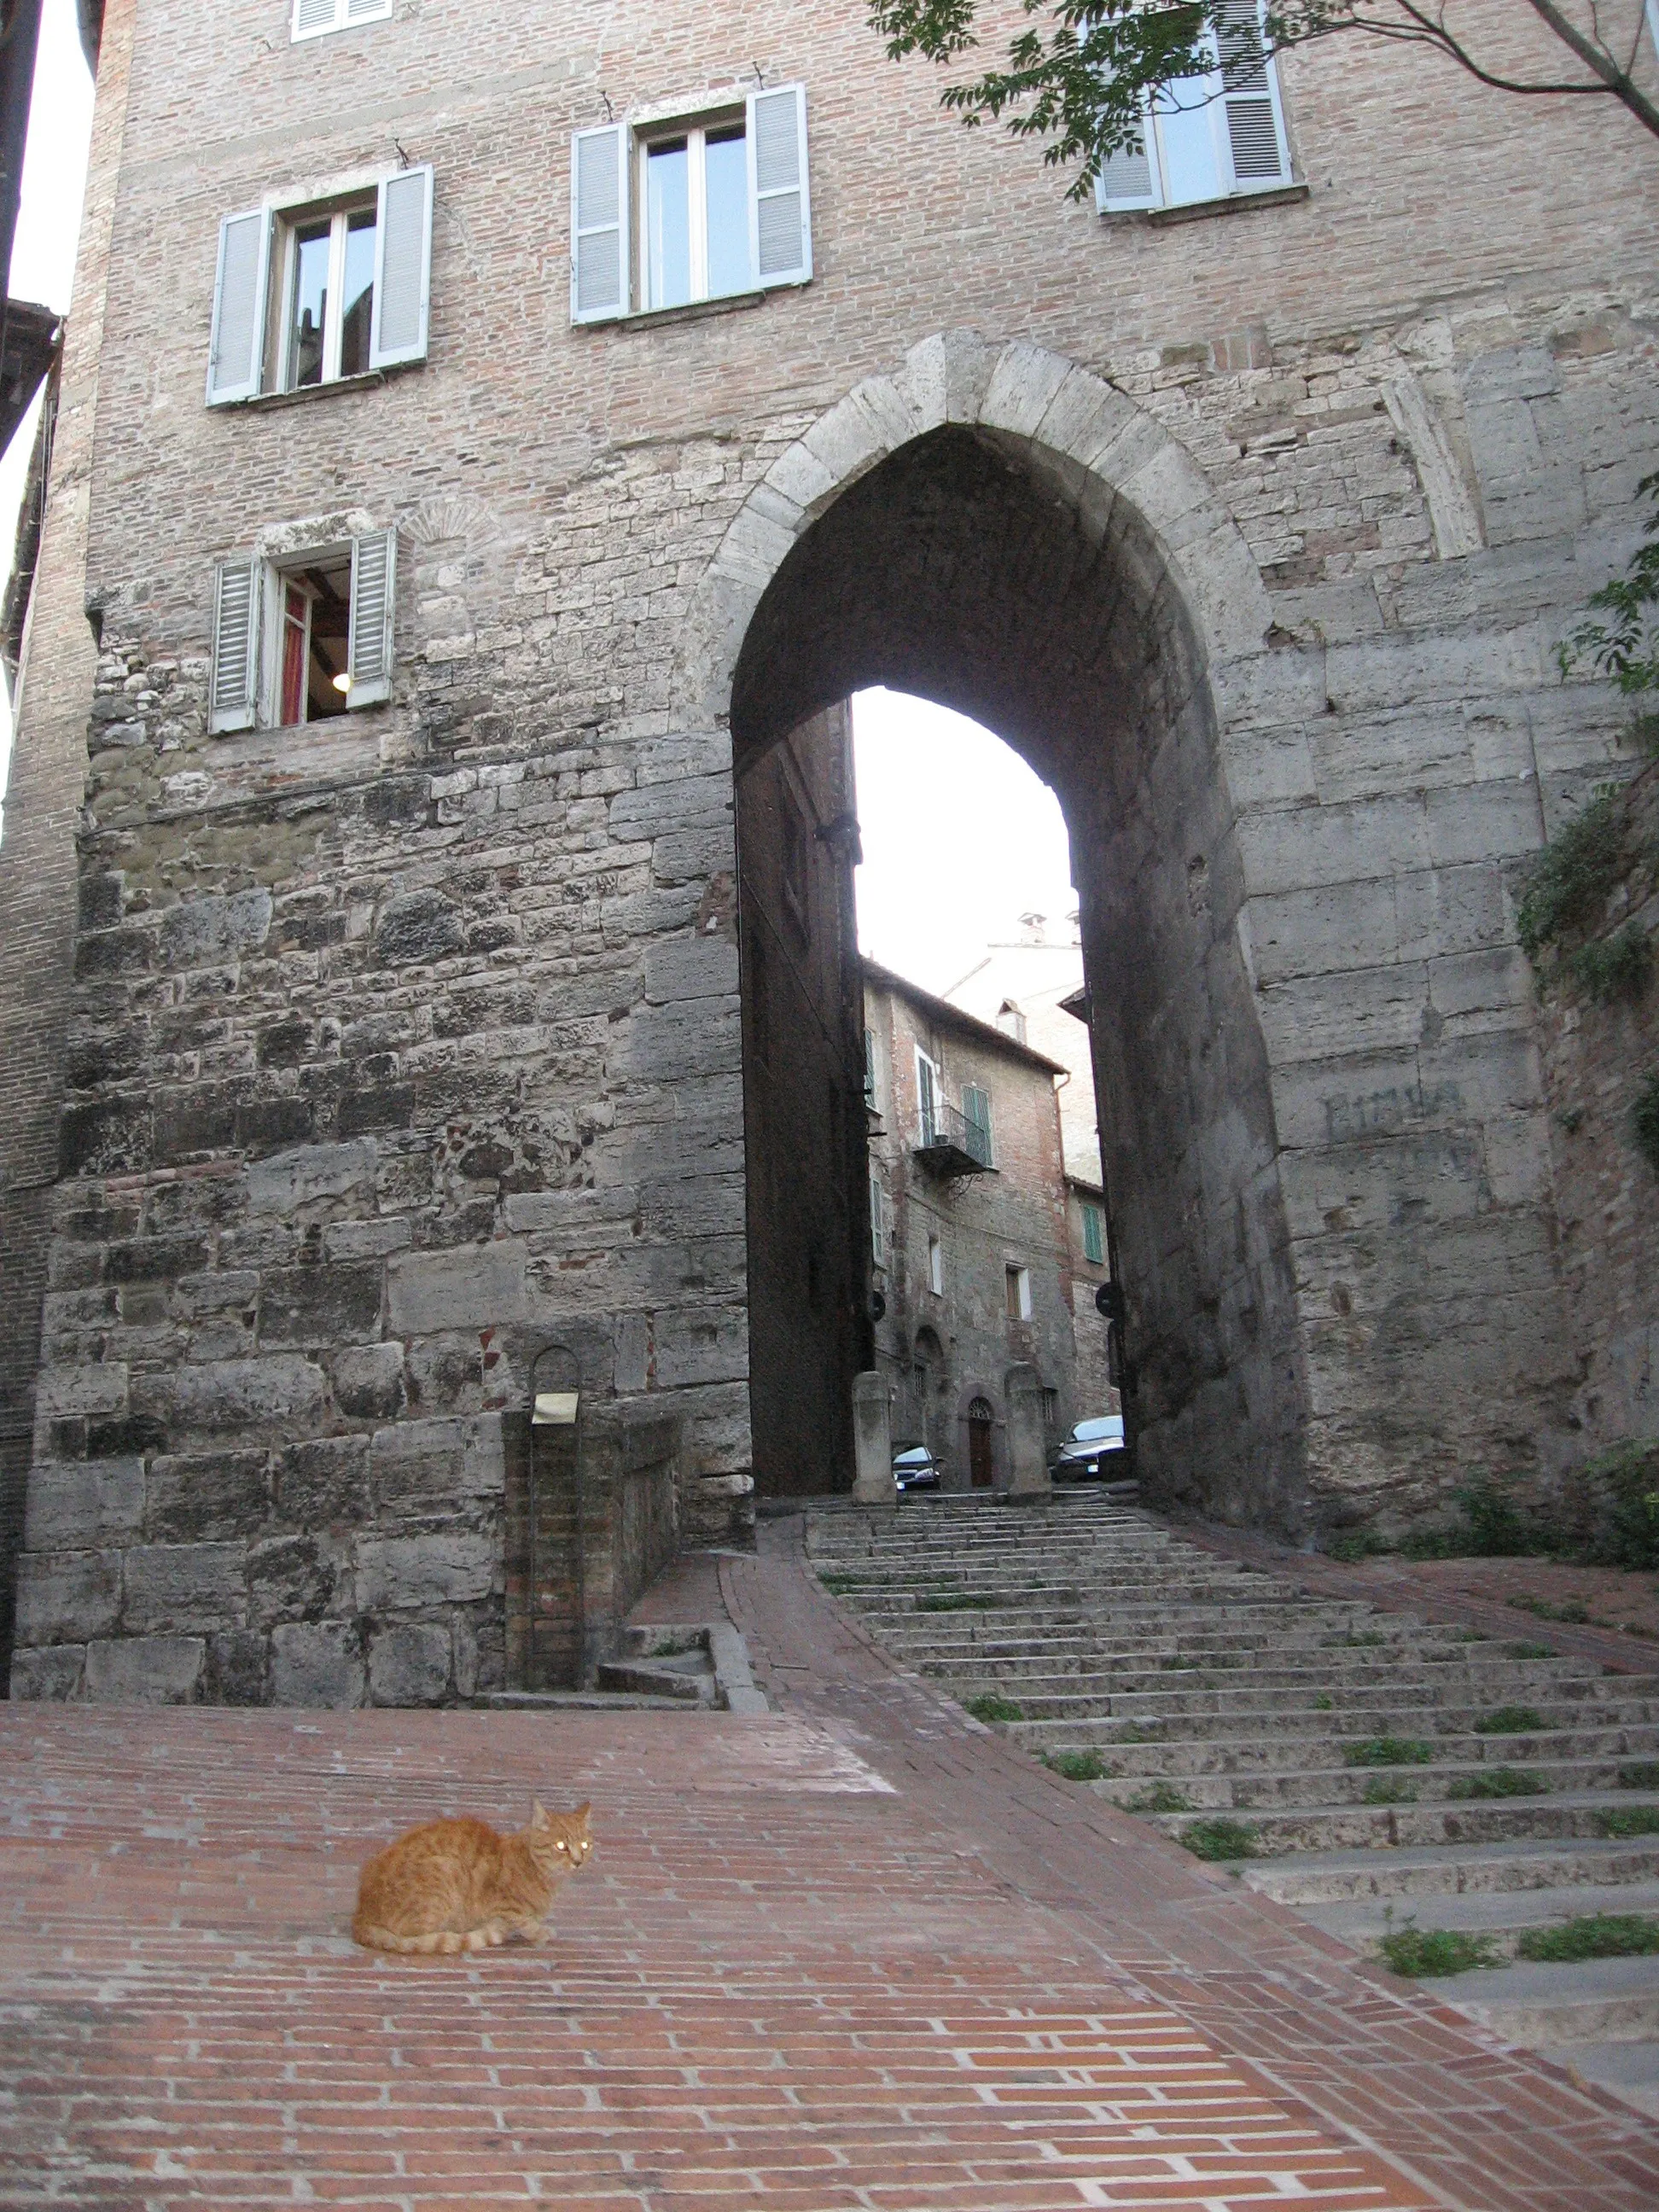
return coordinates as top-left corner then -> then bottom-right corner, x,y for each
893,1444 -> 941,1492
1049,1415 -> 1126,1481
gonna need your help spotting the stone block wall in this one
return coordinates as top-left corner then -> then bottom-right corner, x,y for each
2,0 -> 1657,1694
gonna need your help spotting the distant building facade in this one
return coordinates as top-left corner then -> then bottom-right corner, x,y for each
945,912 -> 1101,1187
864,961 -> 1109,1491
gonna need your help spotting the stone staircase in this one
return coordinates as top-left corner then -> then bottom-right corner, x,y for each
805,1490 -> 1659,2119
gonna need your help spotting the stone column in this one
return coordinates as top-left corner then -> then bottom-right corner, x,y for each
1006,1365 -> 1051,1498
850,1372 -> 896,1505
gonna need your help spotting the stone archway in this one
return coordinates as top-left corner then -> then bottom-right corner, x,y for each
690,333 -> 1310,1531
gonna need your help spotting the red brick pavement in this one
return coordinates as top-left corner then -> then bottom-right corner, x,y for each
0,1524 -> 1655,2211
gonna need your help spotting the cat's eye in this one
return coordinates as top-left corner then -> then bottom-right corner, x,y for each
556,1841 -> 568,1852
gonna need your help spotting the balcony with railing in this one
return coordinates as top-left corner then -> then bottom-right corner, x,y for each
913,1096 -> 993,1178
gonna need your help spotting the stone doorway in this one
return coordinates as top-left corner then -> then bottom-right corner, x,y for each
725,412 -> 1300,1529
968,1400 -> 995,1491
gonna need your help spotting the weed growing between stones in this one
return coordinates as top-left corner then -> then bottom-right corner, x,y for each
1511,1594 -> 1590,1624
1179,1818 -> 1259,1861
1567,921 -> 1651,1004
917,1592 -> 1000,1612
1343,1737 -> 1435,1767
1516,1913 -> 1659,1962
1516,790 -> 1627,966
1476,1706 -> 1546,1735
1508,1641 -> 1557,1658
1596,1805 -> 1659,1838
1361,1778 -> 1417,1805
1125,1782 -> 1191,1813
963,1692 -> 1023,1724
1042,1749 -> 1115,1782
1378,1924 -> 1502,1978
1313,1692 -> 1334,1710
1324,1628 -> 1388,1646
1447,1767 -> 1546,1800
1114,1720 -> 1165,1743
818,1573 -> 862,1594
1619,1761 -> 1659,1789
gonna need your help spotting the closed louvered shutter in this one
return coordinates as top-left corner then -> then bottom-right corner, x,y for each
1096,113 -> 1161,212
293,0 -> 339,36
210,557 -> 261,734
347,528 -> 398,708
962,1085 -> 992,1168
1216,0 -> 1291,187
206,208 -> 271,405
748,85 -> 811,287
370,165 -> 434,369
571,124 -> 628,323
346,0 -> 392,18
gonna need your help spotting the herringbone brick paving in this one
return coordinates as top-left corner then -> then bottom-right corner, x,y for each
0,1509 -> 1656,2209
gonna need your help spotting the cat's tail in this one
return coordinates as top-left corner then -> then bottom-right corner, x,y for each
352,1917 -> 497,1956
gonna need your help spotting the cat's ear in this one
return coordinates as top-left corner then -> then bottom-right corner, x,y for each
575,1802 -> 591,1822
533,1801 -> 548,1826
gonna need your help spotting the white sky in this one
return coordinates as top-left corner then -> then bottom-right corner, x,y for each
0,0 -> 95,811
853,688 -> 1077,994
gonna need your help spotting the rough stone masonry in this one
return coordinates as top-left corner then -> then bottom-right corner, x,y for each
0,0 -> 1656,1703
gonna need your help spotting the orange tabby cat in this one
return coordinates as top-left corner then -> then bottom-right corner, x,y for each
352,1801 -> 592,1955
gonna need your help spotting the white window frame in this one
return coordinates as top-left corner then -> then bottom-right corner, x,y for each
916,1049 -> 941,1148
870,1176 -> 889,1270
928,1236 -> 944,1297
1006,1266 -> 1033,1324
1096,0 -> 1292,216
570,84 -> 812,326
292,0 -> 393,42
207,166 -> 434,407
210,525 -> 397,735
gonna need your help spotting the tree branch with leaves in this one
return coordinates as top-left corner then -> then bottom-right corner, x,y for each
869,0 -> 1659,200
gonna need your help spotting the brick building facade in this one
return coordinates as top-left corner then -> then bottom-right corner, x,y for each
2,0 -> 1657,1700
864,961 -> 1109,1488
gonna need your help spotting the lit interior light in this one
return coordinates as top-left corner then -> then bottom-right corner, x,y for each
332,672 -> 352,694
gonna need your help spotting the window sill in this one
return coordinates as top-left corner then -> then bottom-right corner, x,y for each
1143,180 -> 1309,227
222,364 -> 422,414
579,284 -> 806,334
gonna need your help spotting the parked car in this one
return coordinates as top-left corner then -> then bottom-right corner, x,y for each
893,1444 -> 941,1493
1049,1415 -> 1126,1481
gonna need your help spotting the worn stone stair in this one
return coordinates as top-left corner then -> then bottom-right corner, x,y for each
806,1490 -> 1659,2121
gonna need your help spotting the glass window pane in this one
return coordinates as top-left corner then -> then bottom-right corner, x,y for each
1155,74 -> 1223,206
704,125 -> 751,297
340,207 -> 376,377
288,221 -> 331,387
645,138 -> 691,310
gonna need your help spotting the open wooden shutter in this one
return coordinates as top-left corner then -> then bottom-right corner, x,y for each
210,557 -> 261,734
1096,110 -> 1162,213
1215,0 -> 1292,188
917,1054 -> 939,1146
370,165 -> 434,370
206,208 -> 271,405
571,123 -> 629,323
347,528 -> 397,708
748,85 -> 811,287
962,1084 -> 992,1168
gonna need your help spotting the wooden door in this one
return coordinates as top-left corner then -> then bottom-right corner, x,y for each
968,1400 -> 995,1490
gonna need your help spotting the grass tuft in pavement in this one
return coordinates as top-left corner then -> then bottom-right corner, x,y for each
1378,1925 -> 1503,1977
1343,1737 -> 1435,1767
963,1692 -> 1023,1725
1179,1817 -> 1259,1861
1446,1767 -> 1546,1800
1126,1782 -> 1192,1813
1043,1749 -> 1115,1782
1516,1913 -> 1659,1962
1475,1705 -> 1547,1735
1595,1805 -> 1659,1838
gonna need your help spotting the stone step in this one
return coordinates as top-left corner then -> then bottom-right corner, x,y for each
1138,1789 -> 1659,1856
1300,1877 -> 1659,1951
1096,1758 -> 1659,1811
1000,1696 -> 1659,1736
1536,2040 -> 1659,2122
1240,1833 -> 1659,1905
1437,1954 -> 1659,2045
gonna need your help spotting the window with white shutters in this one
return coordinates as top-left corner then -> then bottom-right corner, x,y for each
292,0 -> 393,41
208,527 -> 398,734
1097,1 -> 1292,216
571,85 -> 811,325
206,166 -> 433,405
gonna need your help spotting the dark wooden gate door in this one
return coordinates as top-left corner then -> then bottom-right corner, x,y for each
968,1399 -> 995,1489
